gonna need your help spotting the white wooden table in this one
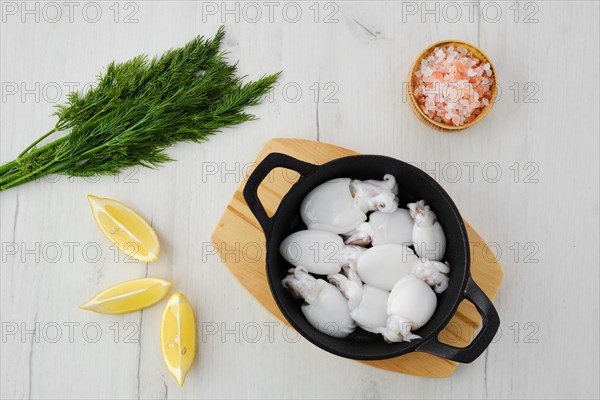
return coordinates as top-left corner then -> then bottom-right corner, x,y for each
1,1 -> 598,399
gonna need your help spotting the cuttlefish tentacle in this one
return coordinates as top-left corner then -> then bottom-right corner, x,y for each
412,258 -> 451,293
350,174 -> 399,214
282,267 -> 319,304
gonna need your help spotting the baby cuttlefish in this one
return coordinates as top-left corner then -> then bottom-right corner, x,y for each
282,266 -> 355,338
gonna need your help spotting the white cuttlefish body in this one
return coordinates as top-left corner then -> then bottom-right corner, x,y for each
380,276 -> 437,343
355,244 -> 418,291
282,266 -> 355,338
300,175 -> 399,234
327,264 -> 389,334
279,229 -> 366,275
408,200 -> 446,261
344,208 -> 414,247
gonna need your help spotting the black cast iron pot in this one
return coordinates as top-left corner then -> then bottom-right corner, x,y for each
243,152 -> 500,362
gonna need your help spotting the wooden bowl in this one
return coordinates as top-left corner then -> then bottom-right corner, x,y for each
407,40 -> 498,132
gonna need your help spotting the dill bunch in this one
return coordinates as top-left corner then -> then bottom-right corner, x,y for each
0,27 -> 280,191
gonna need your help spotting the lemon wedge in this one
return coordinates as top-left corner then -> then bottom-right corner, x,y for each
80,278 -> 171,314
161,293 -> 197,387
87,194 -> 160,263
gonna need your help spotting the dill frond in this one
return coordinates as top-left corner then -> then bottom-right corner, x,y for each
0,26 -> 280,190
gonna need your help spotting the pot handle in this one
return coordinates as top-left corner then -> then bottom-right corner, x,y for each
417,277 -> 500,363
243,152 -> 318,234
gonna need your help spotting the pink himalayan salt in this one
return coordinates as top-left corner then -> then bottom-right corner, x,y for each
412,45 -> 494,126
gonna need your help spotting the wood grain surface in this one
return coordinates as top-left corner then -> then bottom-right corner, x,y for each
211,138 -> 504,377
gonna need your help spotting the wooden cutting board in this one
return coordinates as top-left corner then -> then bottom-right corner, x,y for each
211,138 -> 504,377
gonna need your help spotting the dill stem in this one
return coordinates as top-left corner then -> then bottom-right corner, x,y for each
0,117 -> 147,187
0,158 -> 60,190
0,135 -> 69,178
0,160 -> 19,178
17,128 -> 58,158
2,138 -> 112,188
0,154 -> 53,185
0,167 -> 31,185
